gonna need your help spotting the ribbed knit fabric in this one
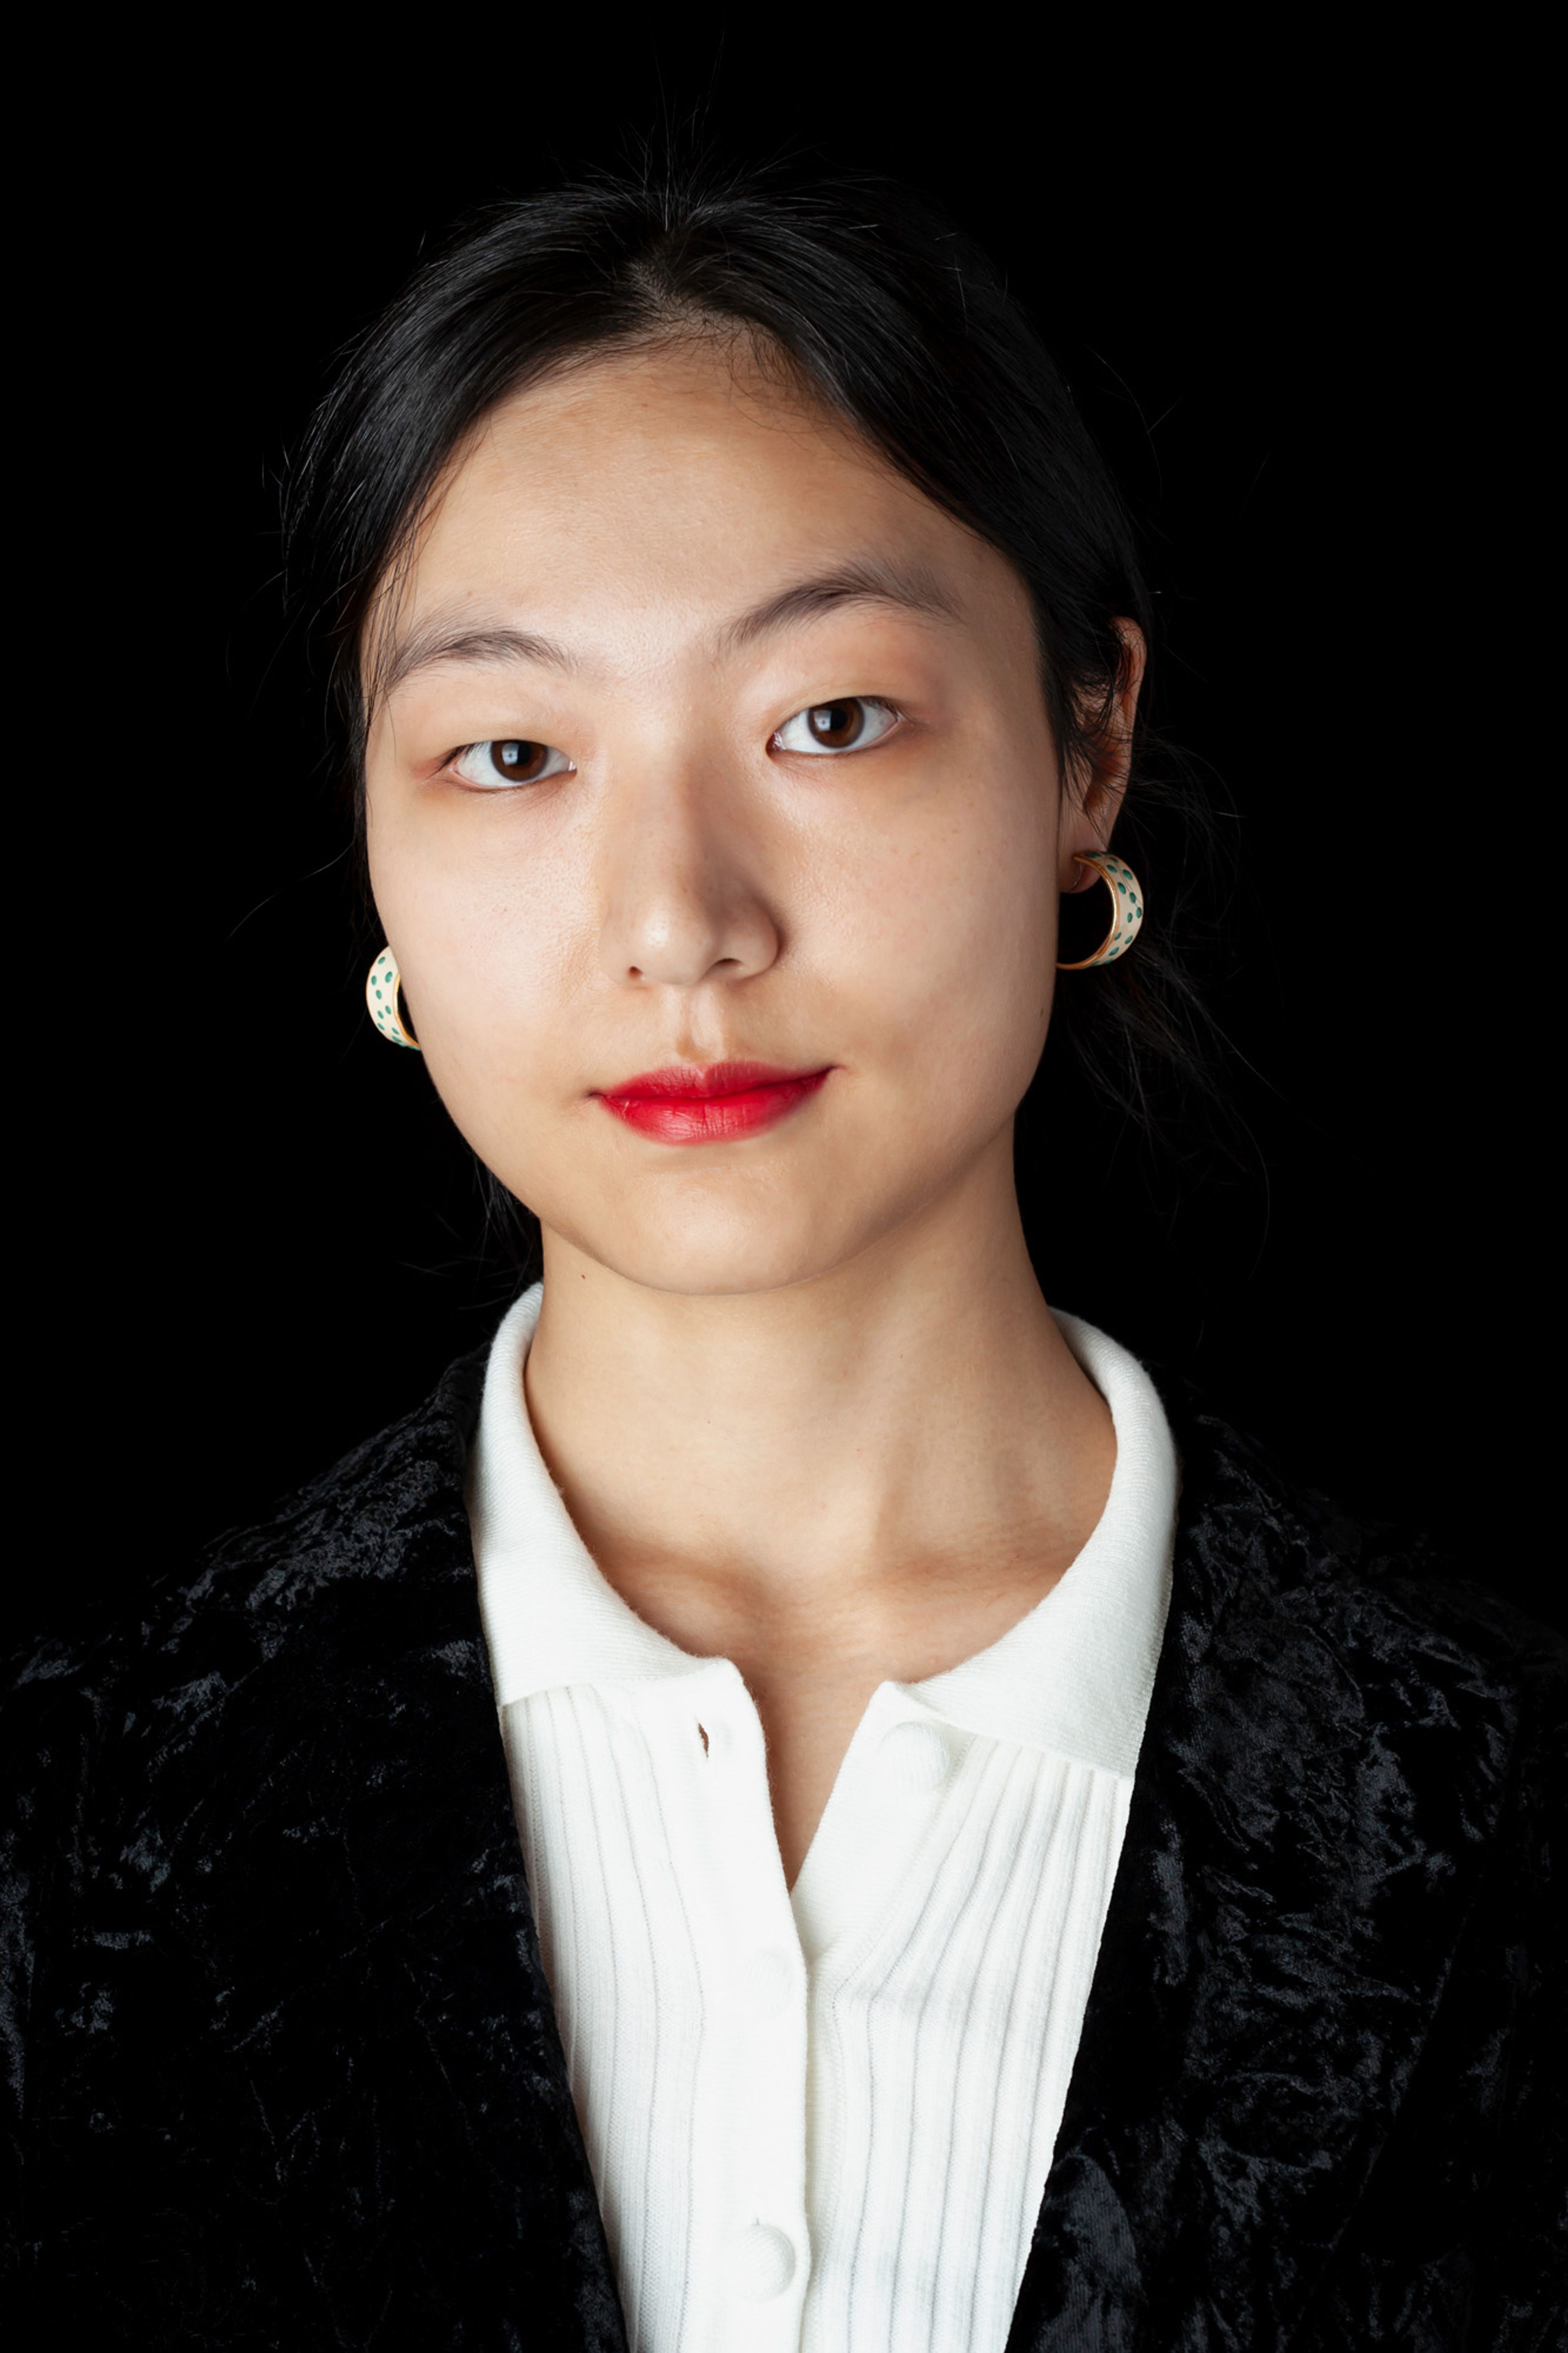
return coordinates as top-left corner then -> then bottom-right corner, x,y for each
468,1287 -> 1177,2353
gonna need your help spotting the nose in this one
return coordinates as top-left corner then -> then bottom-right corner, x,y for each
596,765 -> 782,992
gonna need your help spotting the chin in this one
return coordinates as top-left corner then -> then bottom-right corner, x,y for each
590,1227 -> 859,1302
546,1180 -> 881,1300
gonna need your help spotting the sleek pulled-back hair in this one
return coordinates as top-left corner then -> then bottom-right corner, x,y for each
288,162 -> 1220,1142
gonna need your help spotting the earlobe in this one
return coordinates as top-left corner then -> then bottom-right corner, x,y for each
1062,857 -> 1098,894
1058,773 -> 1127,893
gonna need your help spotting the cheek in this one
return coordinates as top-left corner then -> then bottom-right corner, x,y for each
817,780 -> 1058,1105
368,819 -> 589,1098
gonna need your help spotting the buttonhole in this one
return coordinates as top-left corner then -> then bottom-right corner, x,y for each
697,1722 -> 710,1756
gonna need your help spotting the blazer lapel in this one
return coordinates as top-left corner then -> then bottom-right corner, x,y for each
313,1350 -> 628,2348
1006,1406 -> 1519,2352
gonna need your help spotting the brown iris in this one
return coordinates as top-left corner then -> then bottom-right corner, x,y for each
805,700 -> 868,748
487,740 -> 552,783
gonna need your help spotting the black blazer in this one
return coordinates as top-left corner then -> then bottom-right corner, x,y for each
4,1350 -> 1564,2350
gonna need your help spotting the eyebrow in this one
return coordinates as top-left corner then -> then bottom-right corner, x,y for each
378,619 -> 577,698
379,557 -> 962,699
718,557 -> 962,650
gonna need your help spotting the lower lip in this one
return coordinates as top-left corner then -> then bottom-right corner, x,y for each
598,1070 -> 830,1144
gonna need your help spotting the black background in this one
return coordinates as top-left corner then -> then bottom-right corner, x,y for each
24,24 -> 1555,1644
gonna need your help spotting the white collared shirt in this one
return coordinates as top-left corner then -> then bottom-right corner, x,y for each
468,1285 -> 1176,2353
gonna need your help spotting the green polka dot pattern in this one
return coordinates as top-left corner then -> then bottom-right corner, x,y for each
365,948 -> 422,1049
1056,852 -> 1145,970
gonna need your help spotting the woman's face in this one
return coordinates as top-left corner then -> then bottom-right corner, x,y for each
363,339 -> 1128,1298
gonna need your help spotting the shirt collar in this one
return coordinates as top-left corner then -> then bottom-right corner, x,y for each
902,1311 -> 1176,1777
468,1284 -> 1176,1779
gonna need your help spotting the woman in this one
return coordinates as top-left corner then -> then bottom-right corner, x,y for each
5,170 -> 1562,2351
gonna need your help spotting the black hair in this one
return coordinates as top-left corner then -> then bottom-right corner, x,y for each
288,160 -> 1225,1171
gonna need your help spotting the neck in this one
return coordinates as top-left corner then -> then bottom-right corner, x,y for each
523,1131 -> 1114,1624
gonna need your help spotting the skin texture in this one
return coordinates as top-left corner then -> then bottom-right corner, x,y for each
364,339 -> 1143,1882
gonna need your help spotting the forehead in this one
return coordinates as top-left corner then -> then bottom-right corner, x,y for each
396,339 -> 1007,632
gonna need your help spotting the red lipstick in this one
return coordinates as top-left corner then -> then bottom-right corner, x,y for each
596,1061 -> 831,1144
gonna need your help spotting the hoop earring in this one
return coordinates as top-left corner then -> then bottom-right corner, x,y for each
1056,852 -> 1144,970
365,947 -> 422,1050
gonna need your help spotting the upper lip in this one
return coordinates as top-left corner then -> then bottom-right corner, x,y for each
597,1061 -> 830,1100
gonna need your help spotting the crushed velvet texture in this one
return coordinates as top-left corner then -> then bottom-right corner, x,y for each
1008,1421 -> 1568,2352
4,1352 -> 622,2351
4,1354 -> 1565,2349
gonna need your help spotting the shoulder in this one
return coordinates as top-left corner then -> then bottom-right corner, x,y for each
1167,1388 -> 1564,1675
7,1345 -> 488,1706
1,1347 -> 543,2293
1160,1388 -> 1566,1827
2,1346 -> 490,1923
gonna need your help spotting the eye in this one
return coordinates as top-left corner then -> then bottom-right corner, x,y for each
772,697 -> 900,756
451,739 -> 573,789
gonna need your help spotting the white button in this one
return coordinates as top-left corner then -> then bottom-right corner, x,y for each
726,2222 -> 797,2301
878,1719 -> 953,1793
738,1947 -> 795,2021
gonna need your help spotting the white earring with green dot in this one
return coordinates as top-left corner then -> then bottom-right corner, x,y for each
365,946 -> 422,1050
1056,851 -> 1145,970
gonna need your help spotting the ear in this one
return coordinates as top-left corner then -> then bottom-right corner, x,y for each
1058,618 -> 1146,892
